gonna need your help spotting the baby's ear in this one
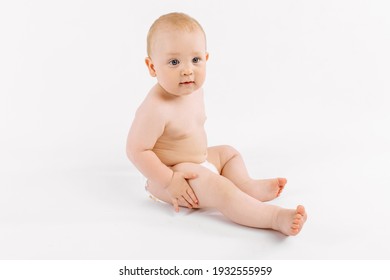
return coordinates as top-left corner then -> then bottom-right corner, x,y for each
145,57 -> 157,77
205,52 -> 209,61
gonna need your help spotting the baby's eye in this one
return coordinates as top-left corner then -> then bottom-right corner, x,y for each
192,57 -> 201,63
169,59 -> 180,66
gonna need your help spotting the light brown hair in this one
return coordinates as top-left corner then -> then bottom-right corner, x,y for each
147,12 -> 206,57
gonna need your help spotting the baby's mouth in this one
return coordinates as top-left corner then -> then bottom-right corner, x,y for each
180,81 -> 195,85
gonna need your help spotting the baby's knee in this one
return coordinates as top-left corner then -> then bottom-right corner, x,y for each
173,163 -> 216,186
219,145 -> 240,159
172,162 -> 224,190
171,162 -> 214,184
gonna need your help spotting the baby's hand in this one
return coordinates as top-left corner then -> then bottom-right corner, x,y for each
166,171 -> 199,212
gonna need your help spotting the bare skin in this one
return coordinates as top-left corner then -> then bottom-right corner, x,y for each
146,161 -> 307,236
206,145 -> 286,202
274,205 -> 307,236
126,19 -> 307,236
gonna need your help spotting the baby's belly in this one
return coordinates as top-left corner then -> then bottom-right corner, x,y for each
153,135 -> 208,166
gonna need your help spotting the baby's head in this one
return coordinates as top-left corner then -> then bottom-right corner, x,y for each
146,12 -> 206,58
145,13 -> 209,96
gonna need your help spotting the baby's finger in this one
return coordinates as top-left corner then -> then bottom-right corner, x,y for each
171,198 -> 180,212
183,172 -> 198,180
180,196 -> 193,209
186,188 -> 199,205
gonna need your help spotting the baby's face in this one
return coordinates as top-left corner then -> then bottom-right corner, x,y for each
146,28 -> 208,96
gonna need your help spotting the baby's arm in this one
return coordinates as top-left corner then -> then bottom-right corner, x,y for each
127,105 -> 173,187
126,104 -> 198,211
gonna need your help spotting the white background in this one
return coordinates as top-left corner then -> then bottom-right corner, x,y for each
1,0 -> 389,259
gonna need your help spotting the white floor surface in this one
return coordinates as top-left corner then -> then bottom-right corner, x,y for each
1,138 -> 389,259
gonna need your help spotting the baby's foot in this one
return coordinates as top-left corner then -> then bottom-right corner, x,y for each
241,178 -> 286,202
272,205 -> 307,236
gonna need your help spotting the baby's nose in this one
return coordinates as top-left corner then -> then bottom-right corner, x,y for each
181,66 -> 193,76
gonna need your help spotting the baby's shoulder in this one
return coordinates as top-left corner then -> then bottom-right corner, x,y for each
136,87 -> 170,118
142,87 -> 169,108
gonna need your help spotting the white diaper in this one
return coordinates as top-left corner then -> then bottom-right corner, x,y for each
200,160 -> 219,174
146,160 -> 219,203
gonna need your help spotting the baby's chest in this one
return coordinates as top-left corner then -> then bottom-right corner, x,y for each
165,110 -> 206,138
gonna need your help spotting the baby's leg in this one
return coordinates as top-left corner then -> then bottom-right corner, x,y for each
207,145 -> 286,202
168,163 -> 307,235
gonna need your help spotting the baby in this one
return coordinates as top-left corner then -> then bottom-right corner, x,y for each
126,12 -> 307,236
